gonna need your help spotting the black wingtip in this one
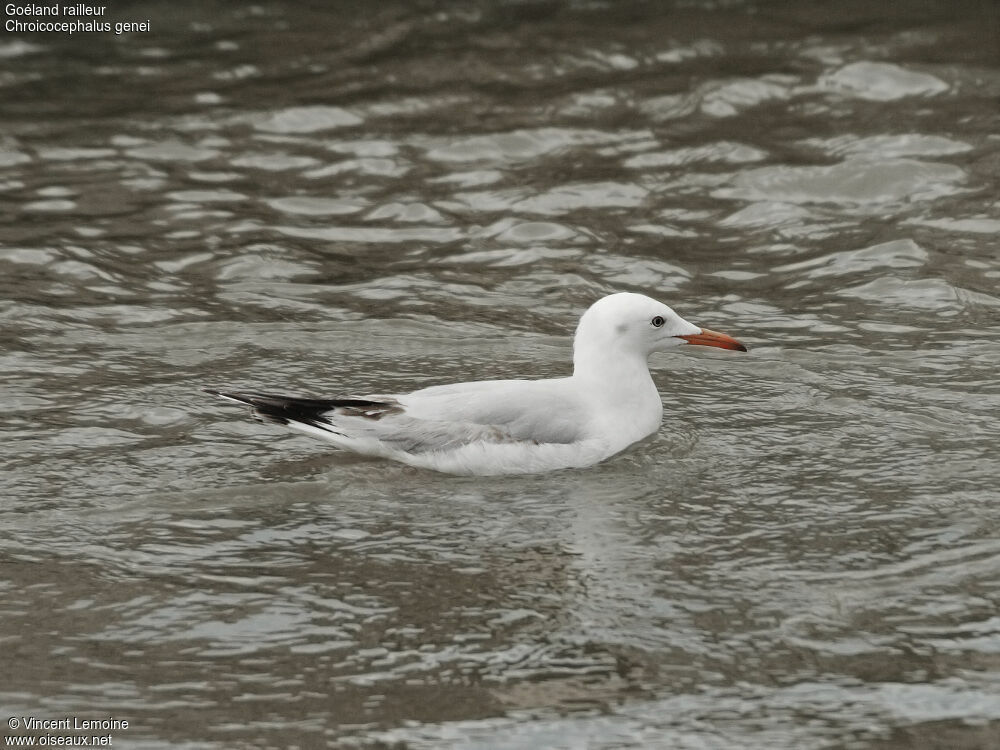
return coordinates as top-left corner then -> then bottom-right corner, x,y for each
204,389 -> 347,428
205,389 -> 400,431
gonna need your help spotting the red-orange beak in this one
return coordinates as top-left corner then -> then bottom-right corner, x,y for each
677,328 -> 747,352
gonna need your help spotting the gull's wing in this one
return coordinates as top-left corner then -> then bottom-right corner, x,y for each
398,378 -> 588,445
205,379 -> 588,457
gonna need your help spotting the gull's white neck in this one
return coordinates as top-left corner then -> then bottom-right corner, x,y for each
571,339 -> 663,442
572,339 -> 650,383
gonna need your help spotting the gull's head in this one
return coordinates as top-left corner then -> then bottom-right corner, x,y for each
574,292 -> 747,365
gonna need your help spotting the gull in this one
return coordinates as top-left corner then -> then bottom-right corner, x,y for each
205,292 -> 747,475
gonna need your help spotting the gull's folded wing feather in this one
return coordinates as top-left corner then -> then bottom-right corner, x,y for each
397,378 -> 588,446
204,380 -> 588,456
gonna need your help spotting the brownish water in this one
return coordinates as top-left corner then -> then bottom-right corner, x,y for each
2,1 -> 999,748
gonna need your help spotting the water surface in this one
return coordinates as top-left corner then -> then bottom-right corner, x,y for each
2,1 -> 1000,748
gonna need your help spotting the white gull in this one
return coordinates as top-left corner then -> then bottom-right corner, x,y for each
205,292 -> 747,475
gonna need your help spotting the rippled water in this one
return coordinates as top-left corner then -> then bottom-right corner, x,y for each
3,1 -> 1000,747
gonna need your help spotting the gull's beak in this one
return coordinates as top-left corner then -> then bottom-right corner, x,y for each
677,328 -> 748,352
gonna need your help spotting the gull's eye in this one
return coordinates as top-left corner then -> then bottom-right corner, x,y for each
651,316 -> 665,328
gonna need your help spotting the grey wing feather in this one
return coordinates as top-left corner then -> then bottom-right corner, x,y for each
206,378 -> 588,456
